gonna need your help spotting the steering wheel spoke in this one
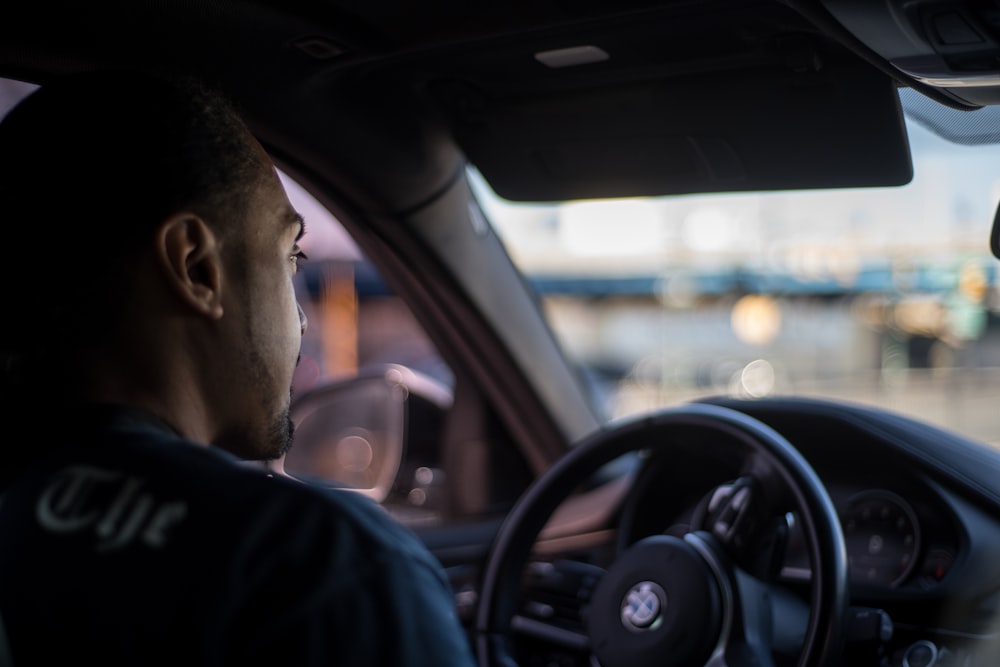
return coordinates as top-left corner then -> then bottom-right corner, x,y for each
510,615 -> 591,652
673,529 -> 813,667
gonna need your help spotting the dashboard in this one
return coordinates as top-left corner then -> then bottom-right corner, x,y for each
515,396 -> 1000,666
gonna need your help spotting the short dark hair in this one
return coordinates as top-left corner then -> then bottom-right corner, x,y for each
0,70 -> 266,354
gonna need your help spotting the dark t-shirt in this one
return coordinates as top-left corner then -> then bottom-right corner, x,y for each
0,406 -> 477,666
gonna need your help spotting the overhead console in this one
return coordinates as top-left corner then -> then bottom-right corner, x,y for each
821,0 -> 1000,107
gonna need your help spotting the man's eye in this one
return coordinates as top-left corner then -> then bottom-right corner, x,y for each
291,250 -> 308,269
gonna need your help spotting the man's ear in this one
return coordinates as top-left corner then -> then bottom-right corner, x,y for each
154,214 -> 225,319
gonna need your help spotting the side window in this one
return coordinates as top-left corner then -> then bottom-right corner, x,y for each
278,173 -> 462,527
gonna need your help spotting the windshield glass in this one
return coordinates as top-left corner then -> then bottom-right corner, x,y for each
472,90 -> 1000,446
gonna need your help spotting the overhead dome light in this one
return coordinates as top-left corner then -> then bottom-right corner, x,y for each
534,45 -> 609,69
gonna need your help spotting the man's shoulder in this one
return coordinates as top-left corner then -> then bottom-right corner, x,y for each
264,474 -> 434,562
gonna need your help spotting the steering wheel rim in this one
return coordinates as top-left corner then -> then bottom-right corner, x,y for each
475,402 -> 848,667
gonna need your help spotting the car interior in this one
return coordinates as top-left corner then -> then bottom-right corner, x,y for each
5,1 -> 1000,665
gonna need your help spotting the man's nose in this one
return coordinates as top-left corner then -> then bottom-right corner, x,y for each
297,302 -> 308,336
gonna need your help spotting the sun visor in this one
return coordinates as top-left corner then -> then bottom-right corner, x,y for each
431,60 -> 913,202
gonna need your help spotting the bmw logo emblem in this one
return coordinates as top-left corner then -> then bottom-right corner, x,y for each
620,581 -> 666,631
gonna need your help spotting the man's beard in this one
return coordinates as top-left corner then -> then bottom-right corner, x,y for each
214,405 -> 293,462
265,407 -> 296,460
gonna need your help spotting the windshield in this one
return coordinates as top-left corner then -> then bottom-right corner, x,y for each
472,89 -> 1000,446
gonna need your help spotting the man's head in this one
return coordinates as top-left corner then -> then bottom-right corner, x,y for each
0,70 -> 307,460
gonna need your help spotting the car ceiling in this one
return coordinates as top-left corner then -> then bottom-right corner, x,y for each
1,0 -> 998,209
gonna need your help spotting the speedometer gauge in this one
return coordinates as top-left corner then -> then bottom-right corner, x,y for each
844,490 -> 920,588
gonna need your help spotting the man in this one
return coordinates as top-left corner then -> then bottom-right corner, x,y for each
0,70 -> 476,666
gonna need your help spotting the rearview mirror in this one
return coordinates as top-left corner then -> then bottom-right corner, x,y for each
991,195 -> 1000,260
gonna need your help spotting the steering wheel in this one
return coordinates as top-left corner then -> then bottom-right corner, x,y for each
475,402 -> 848,667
